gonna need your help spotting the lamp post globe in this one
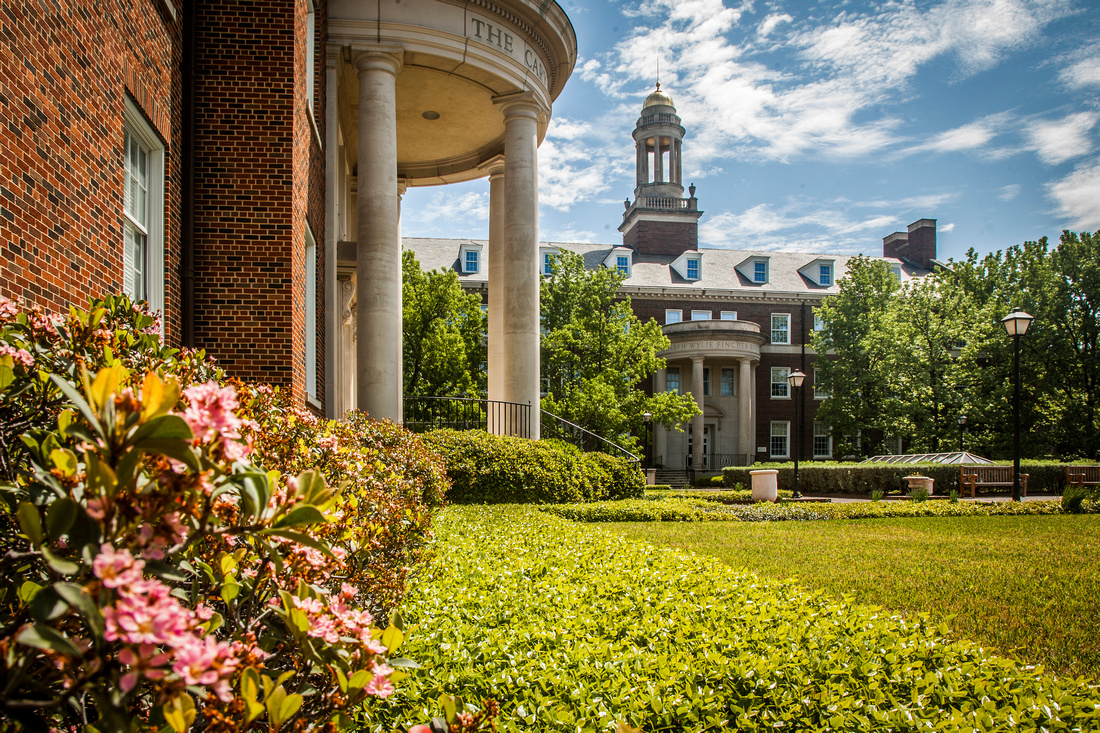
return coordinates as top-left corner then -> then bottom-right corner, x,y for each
788,369 -> 806,499
957,414 -> 967,453
642,412 -> 652,470
1000,308 -> 1033,502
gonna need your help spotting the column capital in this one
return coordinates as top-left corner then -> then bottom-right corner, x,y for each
351,44 -> 403,77
691,355 -> 705,365
478,154 -> 506,180
397,178 -> 408,197
326,42 -> 343,67
492,91 -> 549,122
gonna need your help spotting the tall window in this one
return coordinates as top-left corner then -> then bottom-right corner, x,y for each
122,99 -> 164,318
771,367 -> 790,398
813,422 -> 832,458
702,367 -> 710,396
665,309 -> 682,324
819,263 -> 832,286
770,421 -> 789,458
814,313 -> 824,331
754,260 -> 768,283
305,225 -> 318,401
720,311 -> 737,321
771,313 -> 790,344
666,367 -> 680,394
691,310 -> 711,321
814,368 -> 829,399
721,368 -> 736,396
686,258 -> 700,279
543,252 -> 554,276
616,255 -> 629,275
464,249 -> 479,273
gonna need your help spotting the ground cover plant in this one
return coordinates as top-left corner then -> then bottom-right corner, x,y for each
608,514 -> 1100,680
361,505 -> 1100,732
0,296 -> 441,730
542,492 -> 1098,523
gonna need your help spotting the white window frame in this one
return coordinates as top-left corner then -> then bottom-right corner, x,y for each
813,422 -> 832,459
770,367 -> 790,399
544,251 -> 554,276
305,0 -> 321,146
770,421 -> 789,459
690,309 -> 711,321
459,243 -> 483,274
122,98 -> 164,323
813,368 -> 829,399
305,224 -> 318,402
665,309 -> 682,325
771,313 -> 791,344
685,257 -> 700,280
616,255 -> 630,276
464,250 -> 479,273
666,367 -> 681,394
891,266 -> 902,279
720,368 -> 736,397
819,263 -> 832,286
720,311 -> 737,321
754,260 -> 768,283
814,313 -> 824,332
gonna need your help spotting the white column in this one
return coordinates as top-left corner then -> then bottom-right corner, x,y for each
352,45 -> 403,421
654,368 -> 667,465
396,179 -> 407,423
691,356 -> 705,470
750,362 -> 758,463
486,157 -> 506,435
340,274 -> 357,415
654,137 -> 664,183
324,49 -> 340,418
493,92 -> 545,439
738,358 -> 751,465
636,140 -> 647,187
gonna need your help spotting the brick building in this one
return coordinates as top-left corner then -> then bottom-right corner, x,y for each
405,86 -> 936,468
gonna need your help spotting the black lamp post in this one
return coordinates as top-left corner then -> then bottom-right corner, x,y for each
957,414 -> 967,453
642,411 -> 652,470
1000,308 -> 1033,502
788,369 -> 806,499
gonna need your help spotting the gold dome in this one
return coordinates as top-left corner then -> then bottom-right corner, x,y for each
642,83 -> 674,109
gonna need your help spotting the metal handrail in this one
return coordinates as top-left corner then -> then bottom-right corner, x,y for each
540,409 -> 640,465
684,452 -> 748,469
403,395 -> 532,439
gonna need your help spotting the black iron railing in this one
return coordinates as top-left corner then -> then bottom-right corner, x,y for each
403,396 -> 532,438
540,409 -> 639,465
684,453 -> 748,469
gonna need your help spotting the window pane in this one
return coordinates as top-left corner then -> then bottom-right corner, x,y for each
813,422 -> 831,457
720,311 -> 737,320
124,220 -> 146,300
770,422 -> 788,457
820,264 -> 831,285
771,314 -> 789,344
814,368 -> 829,399
771,367 -> 789,398
665,310 -> 682,324
691,310 -> 710,321
686,259 -> 699,278
617,255 -> 629,274
754,261 -> 767,282
702,368 -> 710,396
721,368 -> 735,396
666,368 -> 680,394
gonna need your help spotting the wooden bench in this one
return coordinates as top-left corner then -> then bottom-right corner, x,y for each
1066,466 -> 1100,489
959,466 -> 1028,498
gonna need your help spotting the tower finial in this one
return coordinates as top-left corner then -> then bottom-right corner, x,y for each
656,57 -> 660,90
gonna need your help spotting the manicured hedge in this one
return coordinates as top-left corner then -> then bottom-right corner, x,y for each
361,506 -> 1100,732
723,460 -> 1083,495
542,495 -> 1100,523
422,429 -> 645,504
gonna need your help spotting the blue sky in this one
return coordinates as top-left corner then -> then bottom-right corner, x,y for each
401,0 -> 1100,262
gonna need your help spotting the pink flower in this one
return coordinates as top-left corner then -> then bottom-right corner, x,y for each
364,663 -> 395,698
93,545 -> 144,589
118,644 -> 170,692
409,726 -> 434,733
195,603 -> 215,621
0,296 -> 17,320
0,344 -> 34,368
173,636 -> 222,686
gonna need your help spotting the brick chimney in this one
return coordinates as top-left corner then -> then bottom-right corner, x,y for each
882,219 -> 936,270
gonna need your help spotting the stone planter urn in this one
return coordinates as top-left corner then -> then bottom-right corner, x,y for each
750,469 -> 779,503
903,475 -> 934,495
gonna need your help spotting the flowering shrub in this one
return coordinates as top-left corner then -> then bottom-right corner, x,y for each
235,385 -> 448,616
0,296 -> 428,729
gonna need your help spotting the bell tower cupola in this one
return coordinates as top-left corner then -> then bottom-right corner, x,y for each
619,83 -> 703,256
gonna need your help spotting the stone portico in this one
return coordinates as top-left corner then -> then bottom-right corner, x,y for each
656,319 -> 765,469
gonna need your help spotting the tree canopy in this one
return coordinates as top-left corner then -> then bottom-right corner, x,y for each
540,251 -> 699,452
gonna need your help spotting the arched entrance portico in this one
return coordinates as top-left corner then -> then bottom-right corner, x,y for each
656,319 -> 765,469
324,0 -> 577,438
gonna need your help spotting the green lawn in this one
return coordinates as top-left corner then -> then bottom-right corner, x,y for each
607,513 -> 1100,679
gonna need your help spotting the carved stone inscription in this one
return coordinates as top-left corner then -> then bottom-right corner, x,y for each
468,16 -> 548,88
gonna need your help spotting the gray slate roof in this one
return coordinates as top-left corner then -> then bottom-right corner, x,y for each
402,238 -> 925,296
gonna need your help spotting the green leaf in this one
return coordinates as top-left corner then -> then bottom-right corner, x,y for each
54,582 -> 105,640
46,497 -> 77,540
272,504 -> 327,529
49,373 -> 102,436
16,502 -> 44,545
163,693 -> 196,733
258,529 -> 334,559
49,448 -> 78,477
129,414 -> 193,445
41,546 -> 80,575
381,624 -> 404,654
18,581 -> 42,604
134,438 -> 200,472
16,623 -> 84,658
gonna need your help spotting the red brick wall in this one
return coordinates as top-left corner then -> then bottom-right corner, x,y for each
191,0 -> 325,410
0,0 -> 182,339
622,218 -> 697,256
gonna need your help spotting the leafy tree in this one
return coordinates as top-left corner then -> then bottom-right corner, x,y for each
402,250 -> 486,397
540,251 -> 699,451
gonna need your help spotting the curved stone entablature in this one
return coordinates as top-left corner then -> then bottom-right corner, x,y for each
659,319 -> 765,362
329,0 -> 576,186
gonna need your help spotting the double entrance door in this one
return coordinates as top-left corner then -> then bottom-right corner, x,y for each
687,424 -> 711,468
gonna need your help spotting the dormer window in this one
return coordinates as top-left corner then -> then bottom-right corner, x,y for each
754,261 -> 767,283
819,263 -> 832,286
459,243 -> 483,275
736,256 -> 770,284
616,255 -> 629,275
686,257 -> 700,280
602,248 -> 632,277
540,246 -> 559,277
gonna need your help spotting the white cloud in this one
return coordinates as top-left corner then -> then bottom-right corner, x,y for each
1047,161 -> 1100,230
758,13 -> 792,37
941,222 -> 956,232
904,116 -> 1005,155
543,227 -> 602,243
1027,111 -> 1097,165
998,184 -> 1022,201
1060,56 -> 1100,89
401,188 -> 489,238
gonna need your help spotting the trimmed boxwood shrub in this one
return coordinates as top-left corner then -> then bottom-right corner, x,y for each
723,460 -> 1083,495
422,429 -> 644,504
